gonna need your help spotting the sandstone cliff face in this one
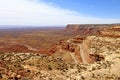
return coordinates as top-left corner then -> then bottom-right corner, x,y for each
66,24 -> 120,35
0,25 -> 120,80
0,24 -> 119,54
99,26 -> 120,38
55,36 -> 102,64
53,25 -> 120,64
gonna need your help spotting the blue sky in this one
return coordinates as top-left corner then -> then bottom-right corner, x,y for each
0,0 -> 120,26
43,0 -> 120,18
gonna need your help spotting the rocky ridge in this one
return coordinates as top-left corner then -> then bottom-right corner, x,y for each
0,25 -> 120,80
66,24 -> 120,35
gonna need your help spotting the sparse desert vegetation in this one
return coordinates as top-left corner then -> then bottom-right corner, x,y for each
0,24 -> 120,80
0,27 -> 74,53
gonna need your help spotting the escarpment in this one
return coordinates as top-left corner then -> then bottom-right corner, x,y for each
0,24 -> 120,80
99,26 -> 120,37
66,24 -> 120,35
52,25 -> 120,64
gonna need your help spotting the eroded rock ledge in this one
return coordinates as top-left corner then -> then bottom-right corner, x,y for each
0,25 -> 120,80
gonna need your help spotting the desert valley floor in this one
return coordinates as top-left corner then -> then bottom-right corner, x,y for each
0,24 -> 120,80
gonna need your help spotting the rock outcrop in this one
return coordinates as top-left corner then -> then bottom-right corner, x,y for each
0,25 -> 120,80
66,24 -> 120,35
53,25 -> 120,64
99,26 -> 120,37
0,31 -> 120,80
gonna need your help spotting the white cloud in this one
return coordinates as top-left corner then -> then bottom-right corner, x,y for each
0,0 -> 120,26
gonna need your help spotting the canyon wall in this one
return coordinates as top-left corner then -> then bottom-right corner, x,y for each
66,24 -> 120,35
